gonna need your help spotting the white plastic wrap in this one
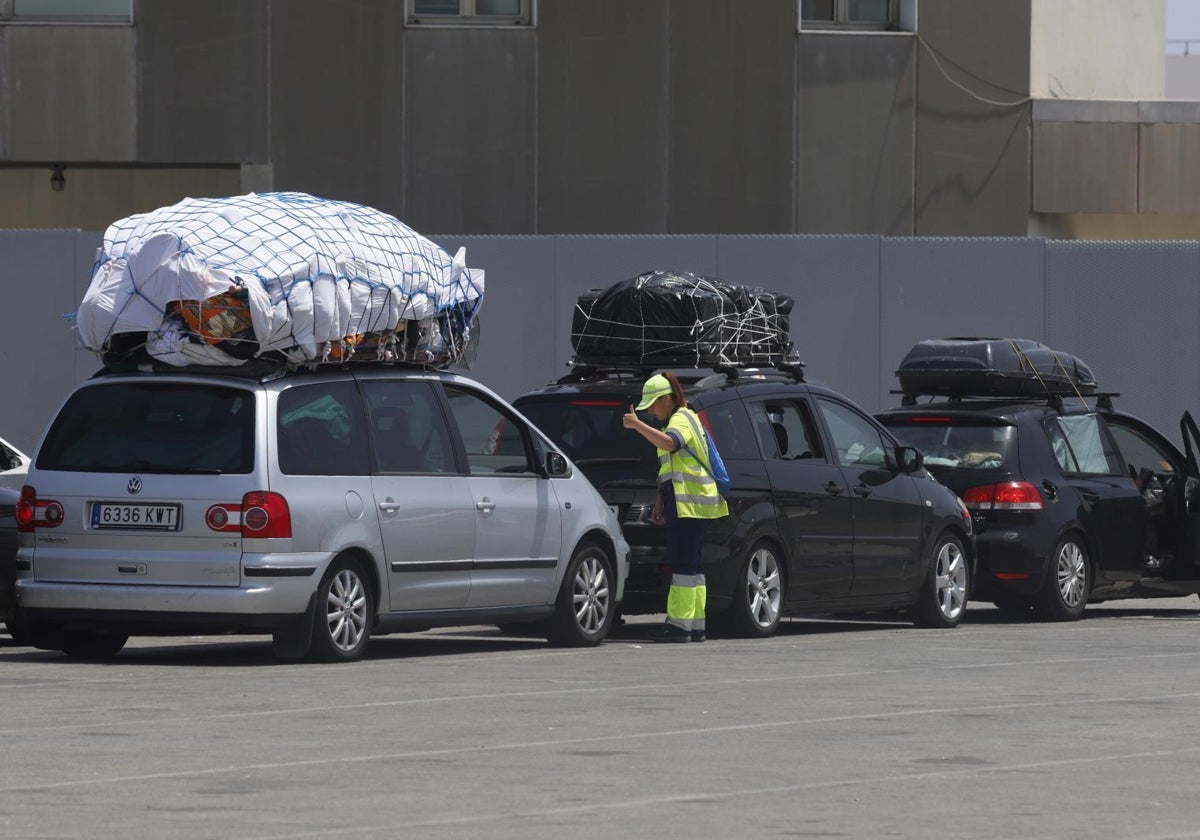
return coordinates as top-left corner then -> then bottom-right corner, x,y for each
77,192 -> 485,367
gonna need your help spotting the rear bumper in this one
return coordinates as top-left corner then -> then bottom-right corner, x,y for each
971,528 -> 1046,598
16,554 -> 325,628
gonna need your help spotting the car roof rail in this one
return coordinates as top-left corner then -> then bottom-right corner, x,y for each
891,390 -> 1120,410
558,355 -> 806,386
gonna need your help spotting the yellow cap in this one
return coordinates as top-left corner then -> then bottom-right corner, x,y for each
636,374 -> 672,411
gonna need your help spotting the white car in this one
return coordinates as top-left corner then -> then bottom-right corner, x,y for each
0,436 -> 29,491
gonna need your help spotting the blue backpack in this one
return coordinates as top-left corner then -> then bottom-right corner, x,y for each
679,410 -> 732,497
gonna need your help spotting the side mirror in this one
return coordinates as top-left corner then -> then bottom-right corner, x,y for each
896,445 -> 923,474
544,450 -> 569,477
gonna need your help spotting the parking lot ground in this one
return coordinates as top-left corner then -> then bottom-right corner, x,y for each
1,597 -> 1199,840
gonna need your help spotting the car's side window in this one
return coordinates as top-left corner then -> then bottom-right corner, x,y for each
749,399 -> 823,461
1105,423 -> 1177,480
1045,415 -> 1124,476
443,385 -> 534,475
816,398 -> 889,467
701,400 -> 758,460
360,381 -> 455,474
277,381 -> 369,476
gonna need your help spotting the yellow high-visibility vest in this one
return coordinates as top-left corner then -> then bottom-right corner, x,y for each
656,408 -> 729,519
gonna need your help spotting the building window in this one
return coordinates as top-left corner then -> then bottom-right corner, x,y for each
407,0 -> 532,26
4,0 -> 132,21
801,0 -> 898,31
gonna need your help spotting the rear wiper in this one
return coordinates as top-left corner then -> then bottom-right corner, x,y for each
114,462 -> 222,475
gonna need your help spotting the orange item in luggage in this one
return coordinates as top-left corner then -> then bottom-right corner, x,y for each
170,291 -> 253,345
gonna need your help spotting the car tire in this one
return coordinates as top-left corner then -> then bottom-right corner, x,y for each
545,541 -> 615,647
59,631 -> 128,659
308,557 -> 373,663
727,542 -> 784,638
5,609 -> 31,646
1036,533 -> 1090,621
911,532 -> 969,628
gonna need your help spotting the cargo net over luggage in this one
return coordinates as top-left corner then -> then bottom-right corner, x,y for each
75,192 -> 485,370
571,270 -> 795,369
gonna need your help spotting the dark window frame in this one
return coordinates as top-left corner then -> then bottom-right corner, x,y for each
407,0 -> 533,27
799,0 -> 900,32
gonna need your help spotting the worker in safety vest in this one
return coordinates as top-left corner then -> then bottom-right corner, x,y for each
623,372 -> 729,642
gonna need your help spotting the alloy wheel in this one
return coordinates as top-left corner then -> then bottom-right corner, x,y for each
1056,541 -> 1087,608
572,552 -> 610,635
935,538 -> 968,620
325,568 -> 369,652
746,547 -> 782,628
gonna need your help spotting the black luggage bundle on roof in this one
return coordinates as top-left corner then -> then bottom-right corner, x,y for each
896,337 -> 1097,399
571,269 -> 795,368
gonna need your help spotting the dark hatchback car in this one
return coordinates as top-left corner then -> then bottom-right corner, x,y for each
515,365 -> 975,636
877,396 -> 1200,620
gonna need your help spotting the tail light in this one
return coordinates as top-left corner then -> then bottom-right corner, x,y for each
241,491 -> 291,538
204,492 -> 292,538
962,481 -> 1044,512
16,486 -> 64,533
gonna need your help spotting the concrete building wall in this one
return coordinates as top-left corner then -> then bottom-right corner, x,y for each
914,0 -> 1032,236
797,34 -> 916,236
4,231 -> 1199,457
1030,0 -> 1164,99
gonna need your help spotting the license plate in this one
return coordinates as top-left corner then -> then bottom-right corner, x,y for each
91,502 -> 181,531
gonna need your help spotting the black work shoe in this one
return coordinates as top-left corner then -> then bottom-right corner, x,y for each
646,624 -> 691,643
690,631 -> 706,643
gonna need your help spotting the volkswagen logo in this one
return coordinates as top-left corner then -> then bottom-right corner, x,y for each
127,476 -> 143,495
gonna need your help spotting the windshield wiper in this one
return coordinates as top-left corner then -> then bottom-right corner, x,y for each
572,457 -> 644,466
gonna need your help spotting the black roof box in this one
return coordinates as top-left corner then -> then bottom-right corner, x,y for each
896,338 -> 1097,398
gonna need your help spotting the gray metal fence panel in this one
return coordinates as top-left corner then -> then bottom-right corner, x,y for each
1046,239 -> 1200,444
3,231 -> 1199,458
879,237 -> 1046,411
716,235 -> 883,411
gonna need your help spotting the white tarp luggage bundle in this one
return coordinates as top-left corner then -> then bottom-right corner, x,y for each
77,192 -> 485,369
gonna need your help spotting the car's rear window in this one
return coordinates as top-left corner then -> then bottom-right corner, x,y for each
881,418 -> 1014,471
37,382 -> 255,474
517,398 -> 658,469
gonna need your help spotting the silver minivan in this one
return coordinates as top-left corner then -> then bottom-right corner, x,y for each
15,366 -> 628,661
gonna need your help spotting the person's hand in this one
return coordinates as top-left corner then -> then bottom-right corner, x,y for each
622,404 -> 640,430
651,494 -> 664,525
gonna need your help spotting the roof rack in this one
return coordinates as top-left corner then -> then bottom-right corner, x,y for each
558,354 -> 806,386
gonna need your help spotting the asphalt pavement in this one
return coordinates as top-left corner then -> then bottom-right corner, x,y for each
0,598 -> 1198,840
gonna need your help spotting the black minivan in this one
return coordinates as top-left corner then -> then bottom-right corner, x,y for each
515,364 -> 975,637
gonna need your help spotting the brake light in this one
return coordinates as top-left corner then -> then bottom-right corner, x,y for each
962,481 -> 1043,511
909,416 -> 952,423
570,400 -> 623,406
240,491 -> 291,538
16,486 -> 64,532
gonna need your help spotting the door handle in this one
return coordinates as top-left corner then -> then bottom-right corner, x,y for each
476,496 -> 496,514
852,485 -> 872,498
378,498 -> 401,512
824,481 -> 844,496
1079,490 -> 1100,504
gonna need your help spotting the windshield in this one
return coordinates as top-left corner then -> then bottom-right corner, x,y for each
37,381 -> 255,474
882,419 -> 1014,471
518,398 -> 659,469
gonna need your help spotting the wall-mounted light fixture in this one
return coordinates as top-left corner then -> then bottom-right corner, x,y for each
50,163 -> 66,192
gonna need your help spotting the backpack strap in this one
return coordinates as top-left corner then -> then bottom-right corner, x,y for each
677,408 -> 715,480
